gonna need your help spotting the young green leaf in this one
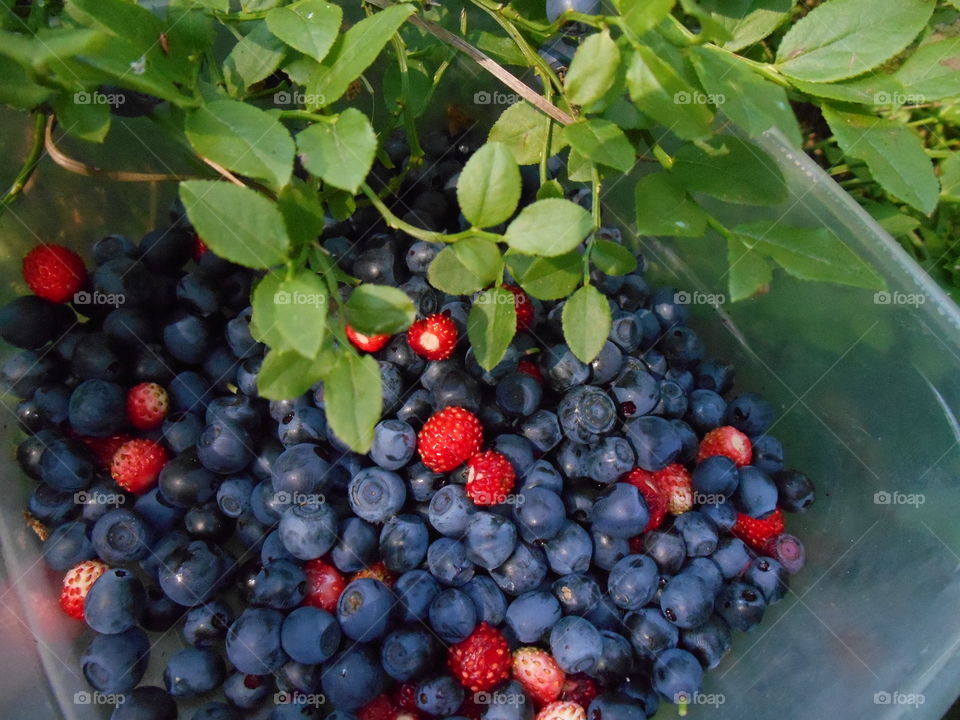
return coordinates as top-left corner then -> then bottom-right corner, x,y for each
224,21 -> 287,95
504,251 -> 583,300
893,37 -> 960,102
52,92 -> 111,143
504,199 -> 594,257
698,0 -> 791,52
271,271 -> 329,358
488,101 -> 567,165
180,181 -> 290,269
427,237 -> 503,295
250,273 -> 284,347
635,172 -> 708,237
566,148 -> 594,183
456,142 -> 522,228
564,29 -> 621,107
787,75 -> 901,106
296,108 -> 377,194
822,106 -> 939,215
186,100 -> 295,189
690,46 -> 801,147
726,236 -> 772,301
324,351 -> 382,453
941,156 -> 960,203
537,179 -> 565,200
591,239 -> 637,276
671,137 -> 788,206
307,3 -> 415,107
618,0 -> 675,37
562,285 -> 612,364
776,0 -> 935,82
625,46 -> 713,141
265,0 -> 341,63
734,222 -> 886,290
343,284 -> 416,335
278,180 -> 326,250
468,288 -> 517,370
677,0 -> 733,44
0,56 -> 51,108
256,349 -> 329,400
564,119 -> 636,173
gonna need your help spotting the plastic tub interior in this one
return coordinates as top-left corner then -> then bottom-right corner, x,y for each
1,45 -> 960,720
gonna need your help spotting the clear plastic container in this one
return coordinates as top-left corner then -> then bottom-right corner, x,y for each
2,59 -> 960,720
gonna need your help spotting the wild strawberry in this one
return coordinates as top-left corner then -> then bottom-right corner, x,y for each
466,450 -> 516,506
303,558 -> 346,611
622,468 -> 668,531
504,284 -> 534,331
59,559 -> 108,620
517,358 -> 542,384
763,532 -> 805,574
193,234 -> 208,262
393,684 -> 419,713
407,313 -> 458,361
536,701 -> 586,720
448,622 -> 511,692
559,674 -> 597,708
652,463 -> 694,515
111,439 -> 168,494
351,561 -> 396,588
126,382 -> 169,430
512,647 -> 565,706
697,426 -> 752,467
732,508 -> 785,553
346,325 -> 391,353
80,433 -> 133,469
417,406 -> 483,473
22,244 -> 87,303
359,694 -> 398,720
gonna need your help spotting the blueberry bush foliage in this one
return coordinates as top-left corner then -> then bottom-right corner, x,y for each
0,0 -> 957,449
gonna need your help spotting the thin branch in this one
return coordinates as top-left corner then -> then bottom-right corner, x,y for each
0,111 -> 47,217
200,156 -> 246,187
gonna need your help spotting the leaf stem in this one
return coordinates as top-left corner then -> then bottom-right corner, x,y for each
591,165 -> 602,229
360,183 -> 447,242
0,111 -> 47,219
390,33 -> 425,163
705,213 -> 733,240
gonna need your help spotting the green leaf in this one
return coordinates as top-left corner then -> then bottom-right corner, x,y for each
776,0 -> 935,82
278,180 -> 326,250
0,27 -> 105,71
325,351 -> 382,453
893,36 -> 960,102
565,30 -> 621,107
171,0 -> 229,11
591,239 -> 637,276
822,106 -> 939,214
690,46 -> 801,147
468,288 -> 517,371
562,285 -> 612,364
307,3 -> 415,107
505,251 -> 582,300
488,101 -> 567,165
699,0 -> 791,52
726,235 -> 771,301
618,0 -> 675,36
734,222 -> 886,290
180,181 -> 290,268
384,61 -> 432,118
504,199 -> 594,257
788,75 -> 900,105
457,142 -> 522,228
862,201 -> 922,235
677,0 -> 733,44
941,156 -> 960,203
671,137 -> 788,206
564,119 -> 636,173
343,284 -> 416,335
258,271 -> 329,357
0,56 -> 51,108
52,92 -> 111,143
296,109 -> 376,193
186,100 -> 295,189
265,0 -> 341,63
566,148 -> 593,183
257,349 -> 329,400
626,46 -> 713,141
224,21 -> 287,95
537,179 -> 565,200
635,172 -> 708,237
428,238 -> 503,295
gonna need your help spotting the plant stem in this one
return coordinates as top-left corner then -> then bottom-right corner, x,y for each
0,112 -> 47,219
360,183 -> 447,243
473,1 -> 564,94
390,33 -> 425,163
591,165 -> 602,229
277,110 -> 336,123
469,0 -> 605,34
540,87 -> 555,185
705,214 -> 734,240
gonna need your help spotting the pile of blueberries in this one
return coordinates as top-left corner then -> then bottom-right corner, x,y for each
1,130 -> 815,720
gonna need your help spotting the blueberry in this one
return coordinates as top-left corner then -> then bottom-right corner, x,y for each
551,573 -> 601,616
92,508 -> 153,564
625,416 -> 681,471
407,240 -> 442,273
650,286 -> 690,330
370,419 -> 417,470
197,421 -> 255,474
110,685 -> 178,720
699,498 -> 737,531
429,588 -> 477,643
138,226 -> 193,270
140,587 -> 187,632
492,434 -> 536,476
226,307 -> 263,359
4,352 -> 58,398
466,345 -> 520,386
615,274 -> 650,311
644,530 -> 687,573
540,344 -> 590,392
697,359 -> 735,394
42,520 -> 94,571
29,482 -> 77,526
337,578 -> 394,641
281,606 -> 341,665
158,540 -> 231,606
193,702 -> 240,720
590,341 -> 624,385
733,465 -> 778,518
481,679 -> 533,720
692,455 -> 739,500
163,311 -> 216,365
430,367 -> 481,412
227,608 -> 288,675
349,467 -> 406,523
652,648 -> 703,702
590,528 -> 629,571
710,537 -> 752,579
750,434 -> 784,475
680,615 -> 732,669
658,326 -> 704,369
715,581 -> 767,631
270,395 -> 310,423
465,512 -> 518,570
207,395 -> 261,432
586,436 -> 635,485
395,569 -> 441,622
103,307 -> 156,349
160,449 -> 221,508
397,389 -> 433,428
235,356 -> 261,396
519,459 -> 564,494
623,608 -> 678,658
277,406 -> 327,446
81,627 -> 150,693
18,430 -> 54,480
586,692 -> 646,720
381,627 -> 439,682
463,575 -> 508,625
660,573 -> 712,629
496,372 -> 543,417
183,600 -> 234,647
592,631 -> 634,685
216,475 -> 254,519
260,530 -> 295,565
682,557 -> 724,596
558,385 -> 617,444
415,674 -> 464,716
546,0 -> 600,22
544,520 -> 593,575
272,443 -> 331,497
428,484 -> 475,536
223,672 -> 272,710
607,554 -> 658,610
513,487 -> 566,543
0,296 -> 73,349
556,440 -> 589,479
164,647 -> 225,697
184,501 -> 235,543
176,270 -> 221,317
279,501 -> 337,560
379,361 -> 404,412
744,556 -> 789,604
589,483 -> 649,538
332,516 -> 379,572
673,511 -> 719,557
40,436 -> 95,491
168,371 -> 214,414
505,590 -> 562,643
68,379 -> 125,437
774,469 -> 815,512
549,616 -> 603,673
321,646 -> 386,711
725,392 -> 774,435
427,537 -> 475,586
380,514 -> 430,572
519,410 -> 562,453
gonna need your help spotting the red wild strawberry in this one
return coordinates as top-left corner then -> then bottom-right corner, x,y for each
126,382 -> 169,430
111,439 -> 168,494
22,244 -> 87,303
733,508 -> 785,553
697,426 -> 752,467
504,284 -> 534,331
346,325 -> 391,353
193,234 -> 208,262
535,701 -> 586,720
417,406 -> 483,473
512,647 -> 565,706
517,358 -> 543,384
559,674 -> 597,708
448,622 -> 512,692
622,467 -> 667,532
80,433 -> 133,469
466,450 -> 516,506
351,561 -> 396,588
407,313 -> 458,361
60,559 -> 108,620
628,535 -> 644,554
359,694 -> 398,720
393,684 -> 419,713
303,558 -> 346,612
652,463 -> 693,515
